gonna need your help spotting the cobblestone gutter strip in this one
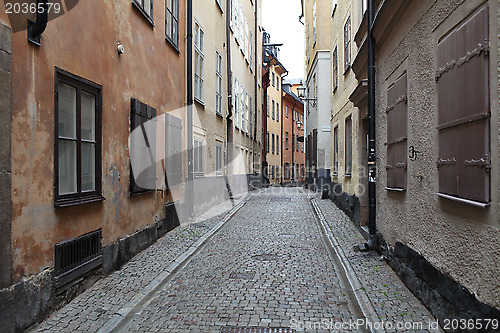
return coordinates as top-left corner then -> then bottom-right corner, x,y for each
311,196 -> 443,333
310,198 -> 382,333
97,195 -> 251,333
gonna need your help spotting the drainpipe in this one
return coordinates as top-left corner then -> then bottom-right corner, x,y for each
225,0 -> 234,201
27,0 -> 48,45
187,0 -> 194,218
253,0 -> 258,179
366,0 -> 377,249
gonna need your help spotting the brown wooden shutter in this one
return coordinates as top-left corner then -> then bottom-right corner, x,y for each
386,73 -> 408,189
165,113 -> 183,186
436,6 -> 490,202
130,98 -> 157,194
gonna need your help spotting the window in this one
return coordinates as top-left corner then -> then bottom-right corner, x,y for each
272,72 -> 275,87
296,135 -> 299,152
272,100 -> 275,119
345,116 -> 352,175
285,132 -> 289,150
55,69 -> 103,207
266,95 -> 269,116
194,22 -> 205,102
344,16 -> 351,71
133,0 -> 153,23
386,73 -> 408,190
194,138 -> 204,175
361,0 -> 367,14
277,79 -> 279,91
165,0 -> 179,48
266,131 -> 269,153
332,46 -> 338,91
333,126 -> 339,174
216,51 -> 223,116
272,134 -> 275,153
216,0 -> 223,12
276,102 -> 279,122
276,135 -> 279,154
216,142 -> 223,175
234,79 -> 239,128
271,165 -> 275,179
313,0 -> 317,44
286,105 -> 289,118
436,6 -> 490,203
249,97 -> 254,137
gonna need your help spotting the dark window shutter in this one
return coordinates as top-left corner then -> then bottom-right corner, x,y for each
165,113 -> 183,186
436,6 -> 490,202
386,73 -> 407,189
130,98 -> 157,194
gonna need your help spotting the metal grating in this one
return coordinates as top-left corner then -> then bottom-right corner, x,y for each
229,272 -> 255,280
221,328 -> 294,333
251,254 -> 281,261
54,229 -> 102,288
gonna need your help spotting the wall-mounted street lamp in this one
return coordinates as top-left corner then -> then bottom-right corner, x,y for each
297,86 -> 317,108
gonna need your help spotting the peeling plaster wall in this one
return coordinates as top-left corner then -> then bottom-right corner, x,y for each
375,0 -> 500,309
8,0 -> 186,283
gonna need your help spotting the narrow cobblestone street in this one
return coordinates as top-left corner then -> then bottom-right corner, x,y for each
33,188 -> 440,332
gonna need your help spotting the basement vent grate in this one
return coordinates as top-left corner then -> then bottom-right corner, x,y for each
221,328 -> 294,333
54,229 -> 102,288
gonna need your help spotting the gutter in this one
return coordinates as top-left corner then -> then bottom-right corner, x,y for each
187,0 -> 194,217
366,0 -> 377,249
27,0 -> 48,46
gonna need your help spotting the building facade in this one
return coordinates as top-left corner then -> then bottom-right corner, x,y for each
301,0 -> 333,190
266,60 -> 286,185
191,0 -> 263,215
281,83 -> 305,185
351,0 -> 500,322
0,0 -> 187,330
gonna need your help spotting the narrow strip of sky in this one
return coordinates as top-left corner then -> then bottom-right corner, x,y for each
262,0 -> 305,80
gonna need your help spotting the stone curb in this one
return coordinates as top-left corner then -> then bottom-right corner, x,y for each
310,198 -> 384,333
97,194 -> 253,333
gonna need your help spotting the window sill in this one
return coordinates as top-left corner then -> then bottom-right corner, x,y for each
385,187 -> 406,192
132,1 -> 154,27
54,193 -> 105,208
216,172 -> 223,177
436,192 -> 490,208
194,173 -> 205,178
216,111 -> 224,118
344,173 -> 352,178
344,65 -> 351,75
130,189 -> 155,197
194,97 -> 205,107
165,36 -> 180,53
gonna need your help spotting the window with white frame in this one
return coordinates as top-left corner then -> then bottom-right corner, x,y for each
234,78 -> 239,128
276,102 -> 279,122
215,142 -> 223,175
194,138 -> 204,175
194,22 -> 205,102
344,16 -> 351,72
216,51 -> 223,116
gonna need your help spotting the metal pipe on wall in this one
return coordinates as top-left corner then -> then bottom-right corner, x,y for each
187,0 -> 194,218
367,0 -> 377,247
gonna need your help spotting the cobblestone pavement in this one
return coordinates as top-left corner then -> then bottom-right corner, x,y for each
34,188 -> 440,332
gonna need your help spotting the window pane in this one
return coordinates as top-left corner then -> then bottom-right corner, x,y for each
58,139 -> 77,194
81,91 -> 96,141
144,0 -> 151,16
58,83 -> 76,139
81,142 -> 96,191
166,12 -> 172,38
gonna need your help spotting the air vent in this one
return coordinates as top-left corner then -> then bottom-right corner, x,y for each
54,229 -> 102,288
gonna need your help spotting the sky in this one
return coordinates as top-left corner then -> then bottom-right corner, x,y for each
262,0 -> 305,80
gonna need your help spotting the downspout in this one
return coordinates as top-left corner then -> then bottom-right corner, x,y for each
187,0 -> 194,218
280,71 -> 288,185
253,0 -> 258,176
366,0 -> 377,249
27,0 -> 48,45
225,0 -> 234,201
